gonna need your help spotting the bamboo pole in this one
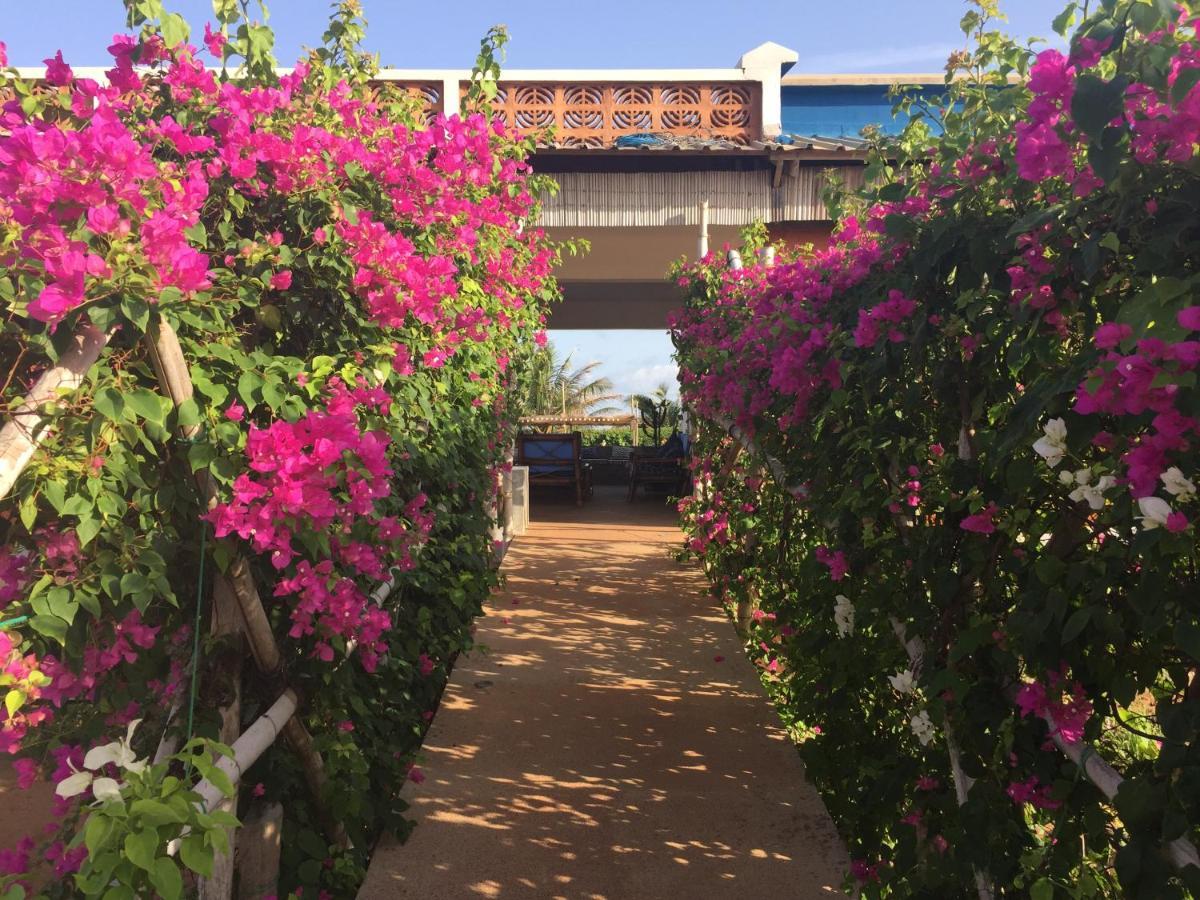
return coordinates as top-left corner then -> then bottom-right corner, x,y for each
0,322 -> 111,500
713,414 -> 1200,878
142,320 -> 344,846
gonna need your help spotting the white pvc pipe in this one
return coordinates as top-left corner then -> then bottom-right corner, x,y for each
698,199 -> 709,259
195,690 -> 297,812
0,323 -> 110,500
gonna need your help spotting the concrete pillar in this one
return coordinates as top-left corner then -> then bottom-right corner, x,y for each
737,42 -> 799,138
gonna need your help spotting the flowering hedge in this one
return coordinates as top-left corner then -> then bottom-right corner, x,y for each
673,2 -> 1200,897
1,3 -> 557,895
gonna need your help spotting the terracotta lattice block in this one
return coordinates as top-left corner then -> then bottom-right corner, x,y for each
461,81 -> 761,147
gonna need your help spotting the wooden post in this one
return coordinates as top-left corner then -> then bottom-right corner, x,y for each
199,577 -> 244,900
235,802 -> 284,900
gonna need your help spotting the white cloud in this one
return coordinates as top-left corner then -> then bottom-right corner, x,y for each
617,363 -> 680,399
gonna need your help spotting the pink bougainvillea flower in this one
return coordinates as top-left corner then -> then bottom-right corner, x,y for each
225,401 -> 246,422
960,503 -> 998,534
202,23 -> 227,57
408,766 -> 426,784
253,783 -> 266,797
269,270 -> 293,290
43,51 -> 73,86
12,758 -> 38,790
1179,307 -> 1200,331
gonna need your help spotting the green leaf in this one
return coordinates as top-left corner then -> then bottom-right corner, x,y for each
296,827 -> 328,860
43,480 -> 66,513
120,573 -> 152,610
29,614 -> 69,645
18,492 -> 38,532
176,397 -> 202,429
126,389 -> 166,426
1052,3 -> 1077,36
160,12 -> 190,48
130,798 -> 184,827
1171,67 -> 1200,105
93,387 -> 125,422
4,690 -> 23,717
76,516 -> 103,548
1071,74 -> 1129,140
237,371 -> 265,407
1030,878 -> 1055,900
1061,607 -> 1091,643
84,814 -> 115,855
149,857 -> 183,900
1114,778 -> 1166,831
122,296 -> 151,332
47,587 -> 78,625
1176,622 -> 1200,663
124,828 -> 158,873
179,834 -> 214,878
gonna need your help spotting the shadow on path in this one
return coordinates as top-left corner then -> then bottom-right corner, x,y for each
360,487 -> 848,900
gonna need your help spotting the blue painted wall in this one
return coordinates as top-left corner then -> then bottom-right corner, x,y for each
781,84 -> 948,137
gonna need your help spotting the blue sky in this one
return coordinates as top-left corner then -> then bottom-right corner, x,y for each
3,0 -> 1069,400
4,1 -> 1066,70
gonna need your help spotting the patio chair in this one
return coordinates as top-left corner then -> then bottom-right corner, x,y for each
627,433 -> 689,501
516,432 -> 592,506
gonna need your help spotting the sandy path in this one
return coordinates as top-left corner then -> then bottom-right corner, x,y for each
359,487 -> 847,900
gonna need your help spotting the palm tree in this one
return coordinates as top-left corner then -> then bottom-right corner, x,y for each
517,342 -> 623,418
633,382 -> 680,446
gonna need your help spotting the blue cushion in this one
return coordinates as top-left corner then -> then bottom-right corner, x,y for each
522,439 -> 575,461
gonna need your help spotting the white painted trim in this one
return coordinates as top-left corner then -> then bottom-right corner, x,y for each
375,67 -> 753,82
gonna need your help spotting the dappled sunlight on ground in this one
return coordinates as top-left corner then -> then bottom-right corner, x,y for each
359,487 -> 847,899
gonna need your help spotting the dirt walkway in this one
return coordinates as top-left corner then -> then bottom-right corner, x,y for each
359,487 -> 847,900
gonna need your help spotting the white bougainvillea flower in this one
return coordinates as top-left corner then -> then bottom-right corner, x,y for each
910,710 -> 936,746
1161,467 -> 1197,499
90,777 -> 123,802
83,719 -> 147,775
1058,470 -> 1076,486
1137,496 -> 1173,529
1070,474 -> 1116,511
55,767 -> 94,799
888,669 -> 916,694
1033,418 -> 1068,468
833,595 -> 855,637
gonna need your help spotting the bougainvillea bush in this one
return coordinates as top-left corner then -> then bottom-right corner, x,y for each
0,1 -> 558,895
674,2 -> 1200,897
